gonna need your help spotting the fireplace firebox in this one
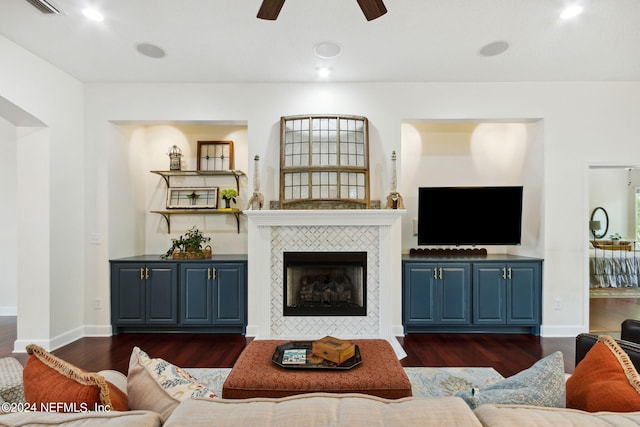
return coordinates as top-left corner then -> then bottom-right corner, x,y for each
283,252 -> 367,316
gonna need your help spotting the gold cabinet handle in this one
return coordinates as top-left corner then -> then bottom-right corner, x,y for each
507,267 -> 512,280
140,268 -> 144,280
208,268 -> 212,280
212,268 -> 217,280
439,267 -> 443,280
502,267 -> 507,279
145,268 -> 149,280
433,268 -> 437,280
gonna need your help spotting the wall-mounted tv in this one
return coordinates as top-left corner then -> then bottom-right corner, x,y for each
418,186 -> 523,246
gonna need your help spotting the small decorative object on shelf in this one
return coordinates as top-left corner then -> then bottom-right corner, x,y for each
220,188 -> 238,209
247,155 -> 265,210
385,151 -> 404,209
197,141 -> 234,171
167,145 -> 183,170
161,226 -> 212,259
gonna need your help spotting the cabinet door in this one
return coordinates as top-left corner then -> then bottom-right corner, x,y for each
439,264 -> 471,324
111,263 -> 145,325
403,263 -> 438,324
180,264 -> 213,325
473,264 -> 507,325
212,263 -> 246,325
146,264 -> 178,325
507,262 -> 540,325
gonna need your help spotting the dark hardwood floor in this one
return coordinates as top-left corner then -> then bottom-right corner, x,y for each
1,316 -> 575,377
4,292 -> 638,379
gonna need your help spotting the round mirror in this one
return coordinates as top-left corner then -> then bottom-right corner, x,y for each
590,207 -> 609,239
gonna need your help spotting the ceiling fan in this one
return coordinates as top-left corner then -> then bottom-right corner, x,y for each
257,0 -> 387,21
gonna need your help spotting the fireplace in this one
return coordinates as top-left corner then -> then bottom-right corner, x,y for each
283,251 -> 367,316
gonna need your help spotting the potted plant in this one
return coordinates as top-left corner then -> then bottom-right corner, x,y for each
220,188 -> 238,209
161,226 -> 212,259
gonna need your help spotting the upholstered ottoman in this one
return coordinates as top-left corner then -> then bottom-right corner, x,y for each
0,357 -> 25,404
222,339 -> 412,399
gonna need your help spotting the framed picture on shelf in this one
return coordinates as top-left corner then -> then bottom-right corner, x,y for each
166,187 -> 219,209
197,141 -> 234,171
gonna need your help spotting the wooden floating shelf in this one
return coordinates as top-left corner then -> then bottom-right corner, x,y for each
151,209 -> 242,234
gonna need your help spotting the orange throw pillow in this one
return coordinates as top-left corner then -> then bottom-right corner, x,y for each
566,335 -> 640,412
23,344 -> 127,412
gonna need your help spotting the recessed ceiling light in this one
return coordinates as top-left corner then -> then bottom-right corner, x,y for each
314,42 -> 341,59
81,7 -> 104,22
479,41 -> 509,57
136,43 -> 167,59
317,67 -> 331,78
560,4 -> 584,20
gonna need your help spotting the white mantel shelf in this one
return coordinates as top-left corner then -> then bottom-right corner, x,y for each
245,208 -> 407,358
243,209 -> 406,226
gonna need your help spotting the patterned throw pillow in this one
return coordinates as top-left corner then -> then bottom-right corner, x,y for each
127,346 -> 217,422
566,335 -> 640,412
0,357 -> 25,404
22,344 -> 128,412
455,351 -> 565,409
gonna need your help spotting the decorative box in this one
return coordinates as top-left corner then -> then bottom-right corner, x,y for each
312,336 -> 356,365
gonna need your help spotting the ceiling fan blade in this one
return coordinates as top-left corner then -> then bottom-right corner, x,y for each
257,0 -> 286,20
356,0 -> 387,21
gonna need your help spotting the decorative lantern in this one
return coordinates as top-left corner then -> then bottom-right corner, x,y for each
167,145 -> 183,170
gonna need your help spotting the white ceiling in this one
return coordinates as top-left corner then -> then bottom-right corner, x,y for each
1,0 -> 639,83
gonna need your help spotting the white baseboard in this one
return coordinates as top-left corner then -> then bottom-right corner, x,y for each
12,324 -> 112,353
83,324 -> 113,337
0,306 -> 17,316
540,324 -> 587,337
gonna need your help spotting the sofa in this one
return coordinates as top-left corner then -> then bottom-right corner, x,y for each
3,336 -> 640,426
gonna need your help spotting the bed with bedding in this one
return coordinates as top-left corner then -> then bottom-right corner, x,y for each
589,240 -> 640,288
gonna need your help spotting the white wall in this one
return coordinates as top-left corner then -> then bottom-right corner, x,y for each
0,35 -> 84,350
0,117 -> 17,315
85,81 -> 640,338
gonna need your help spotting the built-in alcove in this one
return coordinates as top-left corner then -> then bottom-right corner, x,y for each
400,120 -> 544,257
108,121 -> 249,258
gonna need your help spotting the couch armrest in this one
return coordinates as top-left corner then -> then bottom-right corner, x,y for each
576,333 -> 640,370
621,319 -> 640,344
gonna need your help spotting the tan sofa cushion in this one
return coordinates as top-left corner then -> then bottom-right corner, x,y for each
474,404 -> 640,426
0,410 -> 162,427
164,393 -> 481,427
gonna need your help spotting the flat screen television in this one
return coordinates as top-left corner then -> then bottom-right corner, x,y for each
418,186 -> 523,246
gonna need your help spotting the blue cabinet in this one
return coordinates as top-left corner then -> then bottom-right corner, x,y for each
180,262 -> 246,326
403,262 -> 470,326
111,256 -> 247,334
111,263 -> 178,328
403,255 -> 542,334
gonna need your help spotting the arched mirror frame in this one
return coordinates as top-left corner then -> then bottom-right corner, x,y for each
590,207 -> 609,239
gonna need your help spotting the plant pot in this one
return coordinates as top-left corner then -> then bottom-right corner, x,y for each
223,198 -> 231,209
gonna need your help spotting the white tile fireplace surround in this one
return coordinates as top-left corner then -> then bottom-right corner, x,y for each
244,209 -> 406,354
